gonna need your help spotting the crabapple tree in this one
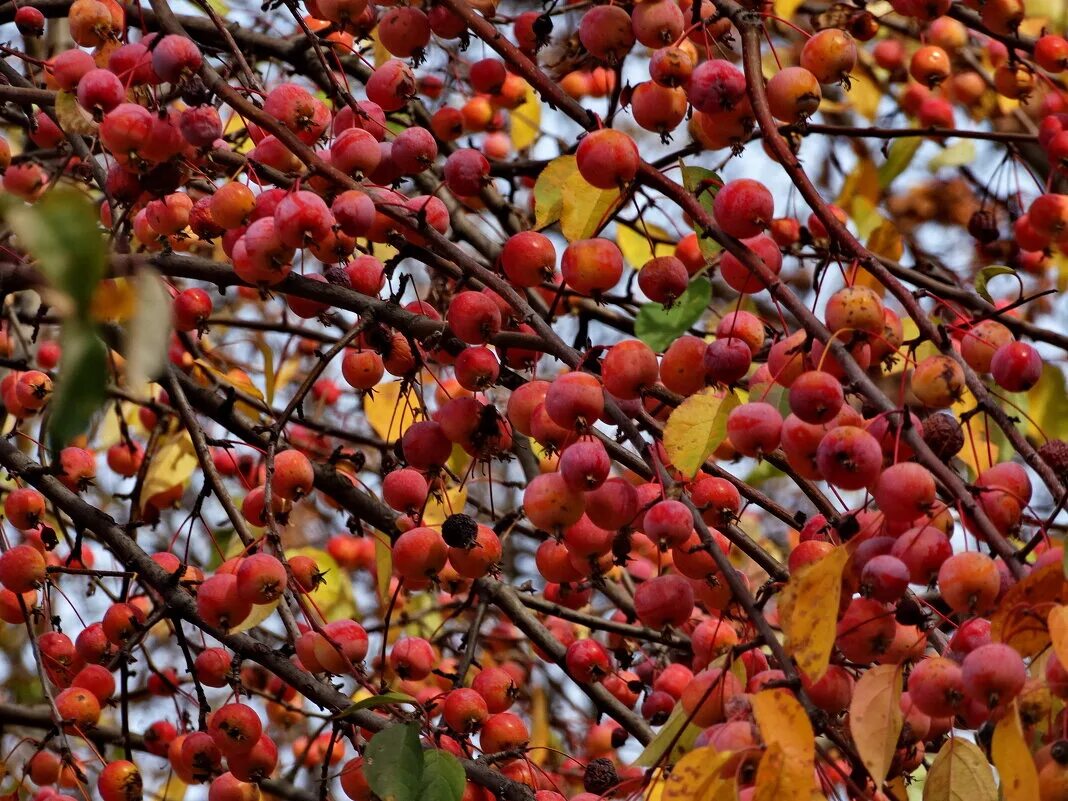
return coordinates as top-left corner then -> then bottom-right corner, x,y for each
1,0 -> 1068,799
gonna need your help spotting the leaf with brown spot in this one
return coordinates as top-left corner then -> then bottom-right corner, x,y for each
991,563 -> 1068,658
661,747 -> 735,801
778,546 -> 850,680
754,742 -> 812,801
751,689 -> 815,762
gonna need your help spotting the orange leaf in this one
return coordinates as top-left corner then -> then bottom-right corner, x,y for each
992,702 -> 1039,801
751,688 -> 815,801
778,546 -> 850,680
753,742 -> 812,801
991,563 -> 1068,658
751,688 -> 814,761
848,664 -> 903,789
1049,604 -> 1068,671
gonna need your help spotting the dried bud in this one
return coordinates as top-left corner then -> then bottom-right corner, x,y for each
922,413 -> 965,460
583,758 -> 618,795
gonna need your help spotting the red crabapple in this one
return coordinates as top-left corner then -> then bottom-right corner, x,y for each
576,129 -> 640,189
633,574 -> 694,627
990,341 -> 1042,392
561,238 -> 625,296
713,179 -> 774,239
565,638 -> 613,683
800,28 -> 857,84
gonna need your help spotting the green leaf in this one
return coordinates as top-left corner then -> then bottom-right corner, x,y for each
749,380 -> 791,418
928,140 -> 976,172
631,704 -> 703,767
335,692 -> 419,718
634,277 -> 711,352
48,322 -> 108,450
125,268 -> 172,396
364,723 -> 424,801
680,165 -> 722,260
974,265 -> 1018,303
3,188 -> 105,317
419,750 -> 465,801
878,138 -> 922,189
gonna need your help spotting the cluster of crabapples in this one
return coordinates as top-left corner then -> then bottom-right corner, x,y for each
5,0 -> 1068,797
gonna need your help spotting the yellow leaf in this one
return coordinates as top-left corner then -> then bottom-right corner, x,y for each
836,158 -> 880,209
288,547 -> 357,623
662,747 -> 735,801
274,358 -> 303,402
751,688 -> 815,763
510,83 -> 541,152
929,140 -> 976,171
95,402 -> 144,450
992,703 -> 1039,801
125,268 -> 172,397
91,278 -> 137,322
1050,605 -> 1068,669
850,196 -> 884,240
371,28 -> 389,68
849,664 -> 903,788
645,772 -> 666,801
754,742 -> 812,801
448,442 -> 471,477
193,361 -> 266,419
662,388 -> 740,479
372,241 -> 399,263
561,169 -> 621,242
847,65 -> 881,121
867,221 -> 904,261
148,771 -> 186,801
372,530 -> 392,606
958,416 -> 999,478
534,155 -> 576,230
222,111 -> 252,154
991,563 -> 1068,658
141,431 -> 198,510
529,685 -> 551,765
924,737 -> 997,801
231,598 -> 280,633
422,483 -> 468,526
364,381 -> 421,443
257,341 -> 276,406
55,90 -> 99,136
617,221 -> 676,270
1028,365 -> 1068,442
778,545 -> 850,680
773,0 -> 805,25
